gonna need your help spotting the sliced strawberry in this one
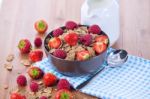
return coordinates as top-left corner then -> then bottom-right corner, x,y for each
76,50 -> 90,61
93,42 -> 107,54
95,35 -> 108,44
34,20 -> 48,34
64,33 -> 78,46
48,37 -> 62,49
55,89 -> 73,99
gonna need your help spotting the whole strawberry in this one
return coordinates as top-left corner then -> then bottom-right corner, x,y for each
29,49 -> 43,62
43,73 -> 57,87
28,66 -> 44,79
17,75 -> 27,87
10,93 -> 26,99
57,79 -> 71,90
34,20 -> 48,34
18,39 -> 32,54
55,89 -> 73,99
30,81 -> 39,92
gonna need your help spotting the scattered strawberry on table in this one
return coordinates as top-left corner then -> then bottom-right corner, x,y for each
18,39 -> 32,54
43,73 -> 57,87
10,93 -> 26,99
34,19 -> 48,34
28,66 -> 44,79
55,89 -> 73,99
29,49 -> 43,62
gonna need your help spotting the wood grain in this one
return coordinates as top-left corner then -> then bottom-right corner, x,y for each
114,0 -> 150,59
0,0 -> 150,99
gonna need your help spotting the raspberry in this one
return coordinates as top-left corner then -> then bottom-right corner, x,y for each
52,28 -> 64,37
34,37 -> 42,47
53,49 -> 67,59
57,79 -> 71,90
39,96 -> 48,99
16,75 -> 27,87
80,34 -> 92,46
88,25 -> 101,34
65,21 -> 77,30
29,82 -> 39,92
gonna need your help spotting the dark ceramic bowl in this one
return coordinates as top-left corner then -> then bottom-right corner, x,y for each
44,25 -> 109,76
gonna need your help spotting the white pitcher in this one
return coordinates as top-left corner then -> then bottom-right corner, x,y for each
81,0 -> 119,46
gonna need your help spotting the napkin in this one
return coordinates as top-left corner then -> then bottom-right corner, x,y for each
35,48 -> 150,99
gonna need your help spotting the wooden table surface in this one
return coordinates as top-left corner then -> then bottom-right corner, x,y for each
0,0 -> 150,99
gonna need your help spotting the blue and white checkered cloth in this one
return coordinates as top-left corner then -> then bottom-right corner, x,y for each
35,48 -> 150,99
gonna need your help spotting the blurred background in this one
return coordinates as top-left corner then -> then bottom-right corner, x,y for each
0,0 -> 150,59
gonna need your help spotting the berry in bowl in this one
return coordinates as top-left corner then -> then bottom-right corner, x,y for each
44,21 -> 109,76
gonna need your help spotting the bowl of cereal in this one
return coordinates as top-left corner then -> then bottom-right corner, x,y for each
44,21 -> 109,76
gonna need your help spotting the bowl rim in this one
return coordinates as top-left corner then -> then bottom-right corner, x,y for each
44,25 -> 110,62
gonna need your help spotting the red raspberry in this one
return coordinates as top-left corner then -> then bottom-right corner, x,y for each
80,34 -> 92,46
34,37 -> 42,47
17,75 -> 27,87
39,96 -> 48,99
57,79 -> 71,90
88,25 -> 101,34
65,21 -> 77,30
52,28 -> 64,37
53,49 -> 67,59
29,82 -> 39,92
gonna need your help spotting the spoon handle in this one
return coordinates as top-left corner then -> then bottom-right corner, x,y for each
76,66 -> 106,89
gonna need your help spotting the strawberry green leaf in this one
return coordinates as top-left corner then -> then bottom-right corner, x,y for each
38,21 -> 45,29
60,92 -> 69,99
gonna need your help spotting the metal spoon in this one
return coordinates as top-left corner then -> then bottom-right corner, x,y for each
76,49 -> 128,89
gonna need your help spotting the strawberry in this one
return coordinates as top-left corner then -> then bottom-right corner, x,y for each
43,73 -> 57,87
64,33 -> 78,46
55,89 -> 73,99
93,42 -> 107,54
48,37 -> 62,49
95,35 -> 108,44
28,66 -> 44,79
76,50 -> 90,61
34,20 -> 48,34
18,39 -> 32,54
10,93 -> 26,99
29,49 -> 43,62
